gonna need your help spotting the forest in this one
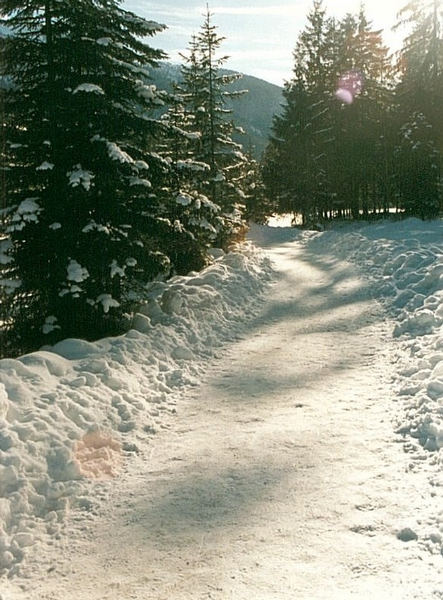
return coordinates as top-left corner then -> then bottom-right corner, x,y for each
263,0 -> 443,226
0,0 -> 442,358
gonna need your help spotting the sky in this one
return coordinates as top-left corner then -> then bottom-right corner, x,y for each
123,0 -> 408,86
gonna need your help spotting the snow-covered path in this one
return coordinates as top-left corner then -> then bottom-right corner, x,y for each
8,229 -> 443,599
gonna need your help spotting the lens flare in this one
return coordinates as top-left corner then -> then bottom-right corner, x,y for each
335,70 -> 364,104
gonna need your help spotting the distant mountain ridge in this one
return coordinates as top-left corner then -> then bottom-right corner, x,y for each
151,63 -> 283,158
0,23 -> 283,158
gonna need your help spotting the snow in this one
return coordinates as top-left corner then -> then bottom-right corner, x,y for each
128,176 -> 151,188
68,166 -> 94,191
0,243 -> 271,579
17,198 -> 40,217
73,83 -> 105,95
176,159 -> 209,171
0,238 -> 13,265
91,136 -> 134,165
175,192 -> 192,206
42,316 -> 61,335
82,221 -> 111,235
134,160 -> 149,171
66,259 -> 89,283
134,80 -> 159,103
189,216 -> 217,233
36,162 -> 54,171
120,14 -> 164,34
96,294 -> 120,314
96,37 -> 112,47
105,141 -> 133,164
6,199 -> 42,233
0,278 -> 21,294
305,218 -> 443,456
109,260 -> 125,279
1,218 -> 442,598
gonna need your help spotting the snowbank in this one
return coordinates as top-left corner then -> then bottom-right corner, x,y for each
306,218 -> 443,452
0,243 -> 273,576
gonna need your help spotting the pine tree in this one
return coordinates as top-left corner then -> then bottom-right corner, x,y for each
242,155 -> 275,224
263,1 -> 395,224
331,7 -> 393,218
263,80 -> 315,224
179,7 -> 248,247
394,0 -> 442,216
156,86 -> 221,274
0,1 -> 173,356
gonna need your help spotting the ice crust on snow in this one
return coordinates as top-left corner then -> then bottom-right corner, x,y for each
0,244 -> 272,576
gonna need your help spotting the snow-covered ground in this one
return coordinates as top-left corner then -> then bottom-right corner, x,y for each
0,217 -> 442,599
0,244 -> 273,578
306,218 -> 443,563
308,219 -> 443,454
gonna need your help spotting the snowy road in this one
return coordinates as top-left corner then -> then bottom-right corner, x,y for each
10,228 -> 443,599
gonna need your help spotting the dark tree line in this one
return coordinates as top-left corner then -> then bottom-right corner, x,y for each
0,3 -> 257,357
263,0 -> 442,226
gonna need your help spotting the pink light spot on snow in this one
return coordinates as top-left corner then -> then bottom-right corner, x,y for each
73,430 -> 123,480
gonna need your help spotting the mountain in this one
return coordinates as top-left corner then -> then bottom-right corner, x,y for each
0,29 -> 282,158
150,63 -> 283,159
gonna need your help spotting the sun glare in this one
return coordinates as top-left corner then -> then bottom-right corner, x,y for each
326,0 -> 408,56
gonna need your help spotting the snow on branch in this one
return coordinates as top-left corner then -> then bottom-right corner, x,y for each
73,83 -> 105,95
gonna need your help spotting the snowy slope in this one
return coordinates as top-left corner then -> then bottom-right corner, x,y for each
0,244 -> 273,577
304,218 -> 443,557
307,218 -> 443,451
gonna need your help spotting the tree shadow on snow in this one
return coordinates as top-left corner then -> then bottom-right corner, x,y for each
246,248 -> 380,334
126,462 -> 290,549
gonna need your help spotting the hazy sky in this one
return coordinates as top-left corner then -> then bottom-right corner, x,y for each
123,1 -> 407,86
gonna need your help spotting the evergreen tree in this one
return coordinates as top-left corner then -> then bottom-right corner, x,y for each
263,1 -> 395,224
294,0 -> 336,222
263,80 -> 315,224
156,86 -> 221,274
0,1 -> 173,355
179,7 -> 248,247
394,0 -> 442,215
330,7 -> 393,218
242,154 -> 275,224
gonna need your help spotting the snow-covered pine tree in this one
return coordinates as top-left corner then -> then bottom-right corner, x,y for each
179,7 -> 249,248
155,86 -> 222,274
0,1 -> 172,356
